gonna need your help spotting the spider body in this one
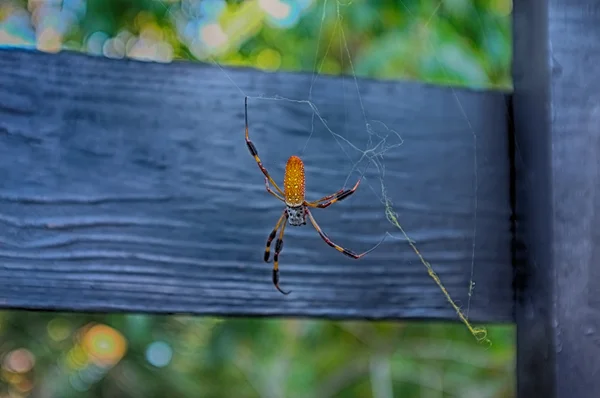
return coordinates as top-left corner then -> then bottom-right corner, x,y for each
286,205 -> 307,226
244,97 -> 384,295
283,155 -> 306,207
284,155 -> 307,225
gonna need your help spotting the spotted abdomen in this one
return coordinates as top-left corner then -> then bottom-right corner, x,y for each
287,205 -> 307,226
284,155 -> 305,207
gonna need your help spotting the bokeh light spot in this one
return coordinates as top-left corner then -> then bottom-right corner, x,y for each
256,48 -> 282,71
3,349 -> 35,374
67,344 -> 89,370
81,324 -> 127,367
48,317 -> 71,342
36,26 -> 62,53
140,24 -> 164,42
157,41 -> 174,62
259,0 -> 290,19
200,22 -> 227,49
103,37 -> 126,59
145,341 -> 172,368
259,0 -> 300,28
86,31 -> 109,55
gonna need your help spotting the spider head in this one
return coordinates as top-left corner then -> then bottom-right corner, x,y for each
286,205 -> 307,226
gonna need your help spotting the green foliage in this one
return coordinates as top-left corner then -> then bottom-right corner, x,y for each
0,312 -> 513,397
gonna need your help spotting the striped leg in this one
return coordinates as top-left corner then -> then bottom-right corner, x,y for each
309,188 -> 344,204
306,179 -> 361,209
245,97 -> 285,196
273,213 -> 290,295
306,208 -> 385,259
264,210 -> 287,262
265,177 -> 285,202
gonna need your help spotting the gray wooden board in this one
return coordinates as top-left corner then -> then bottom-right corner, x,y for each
513,0 -> 600,396
0,48 -> 512,323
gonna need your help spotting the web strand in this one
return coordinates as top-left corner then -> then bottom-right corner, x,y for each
395,0 -> 485,341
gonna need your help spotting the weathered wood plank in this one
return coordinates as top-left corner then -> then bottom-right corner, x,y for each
0,48 -> 512,322
513,0 -> 600,396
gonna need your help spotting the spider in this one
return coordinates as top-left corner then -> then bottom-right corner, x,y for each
244,97 -> 385,295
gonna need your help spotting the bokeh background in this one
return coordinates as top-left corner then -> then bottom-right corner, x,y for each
0,0 -> 514,397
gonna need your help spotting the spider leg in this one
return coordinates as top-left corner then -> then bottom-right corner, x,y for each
245,97 -> 285,196
306,179 -> 361,209
265,177 -> 285,202
264,210 -> 287,262
306,208 -> 386,259
310,188 -> 344,204
273,212 -> 291,295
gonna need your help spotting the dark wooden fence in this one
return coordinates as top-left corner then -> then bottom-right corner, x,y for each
0,0 -> 598,396
0,46 -> 512,320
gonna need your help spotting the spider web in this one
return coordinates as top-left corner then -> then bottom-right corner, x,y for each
301,0 -> 487,344
153,0 -> 509,345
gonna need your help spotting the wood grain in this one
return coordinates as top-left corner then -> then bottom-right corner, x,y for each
513,0 -> 600,396
0,48 -> 512,323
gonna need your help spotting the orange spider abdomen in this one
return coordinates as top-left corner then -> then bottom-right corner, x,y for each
283,155 -> 306,207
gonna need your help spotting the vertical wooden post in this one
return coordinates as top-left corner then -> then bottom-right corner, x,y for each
513,0 -> 600,397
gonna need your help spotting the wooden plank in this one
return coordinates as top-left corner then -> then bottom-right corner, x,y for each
513,0 -> 600,396
0,48 -> 512,322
